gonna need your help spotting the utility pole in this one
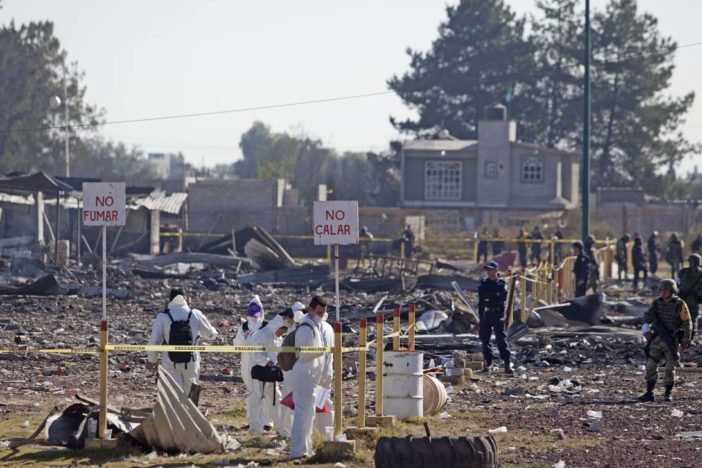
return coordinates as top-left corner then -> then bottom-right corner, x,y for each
64,71 -> 70,177
581,0 -> 591,241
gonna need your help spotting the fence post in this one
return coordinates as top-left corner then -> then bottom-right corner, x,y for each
408,303 -> 416,352
375,312 -> 384,416
392,306 -> 400,351
358,319 -> 367,428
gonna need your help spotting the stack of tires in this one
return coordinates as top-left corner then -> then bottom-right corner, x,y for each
374,435 -> 498,468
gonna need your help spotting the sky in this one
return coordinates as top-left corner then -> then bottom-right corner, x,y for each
2,0 -> 701,172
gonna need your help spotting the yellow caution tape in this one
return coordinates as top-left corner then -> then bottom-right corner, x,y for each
0,347 -> 99,354
0,344 -> 369,355
107,344 -> 331,353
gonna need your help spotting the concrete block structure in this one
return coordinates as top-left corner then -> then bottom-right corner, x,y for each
400,105 -> 580,228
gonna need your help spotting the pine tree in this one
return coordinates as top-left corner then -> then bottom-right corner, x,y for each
590,0 -> 696,187
388,0 -> 534,140
528,0 -> 583,149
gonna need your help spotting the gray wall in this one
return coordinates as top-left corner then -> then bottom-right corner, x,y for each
188,179 -> 276,233
403,152 -> 477,203
476,120 -> 516,207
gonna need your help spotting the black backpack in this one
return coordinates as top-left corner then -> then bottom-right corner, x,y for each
164,309 -> 193,366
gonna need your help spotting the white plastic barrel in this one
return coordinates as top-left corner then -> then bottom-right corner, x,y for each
382,351 -> 424,419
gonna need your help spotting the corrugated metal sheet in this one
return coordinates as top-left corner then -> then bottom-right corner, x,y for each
129,191 -> 187,215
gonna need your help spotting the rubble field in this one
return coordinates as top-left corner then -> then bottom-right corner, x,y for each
1,263 -> 702,467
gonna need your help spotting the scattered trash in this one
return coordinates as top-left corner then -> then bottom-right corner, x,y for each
438,411 -> 451,419
553,461 -> 566,468
674,432 -> 702,441
671,409 -> 684,418
586,411 -> 603,419
488,426 -> 508,433
550,429 -> 566,440
586,420 -> 602,433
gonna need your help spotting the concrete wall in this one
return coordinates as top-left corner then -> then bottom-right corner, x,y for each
508,151 -> 561,207
476,119 -> 516,207
593,203 -> 700,237
187,179 -> 277,233
402,151 -> 477,203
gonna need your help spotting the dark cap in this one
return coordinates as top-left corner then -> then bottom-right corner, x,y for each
483,261 -> 499,270
279,307 -> 294,318
572,241 -> 584,249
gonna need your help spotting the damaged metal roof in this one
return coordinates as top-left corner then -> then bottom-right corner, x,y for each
129,190 -> 188,215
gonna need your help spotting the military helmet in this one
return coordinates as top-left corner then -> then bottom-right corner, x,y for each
659,278 -> 678,292
688,253 -> 702,264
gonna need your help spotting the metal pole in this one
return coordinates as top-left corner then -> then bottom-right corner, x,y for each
98,225 -> 108,438
581,0 -> 591,241
64,71 -> 70,177
358,318 -> 367,428
55,193 -> 60,265
333,322 -> 343,439
334,244 -> 340,323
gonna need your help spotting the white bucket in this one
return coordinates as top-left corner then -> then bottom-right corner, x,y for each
382,351 -> 424,419
422,374 -> 447,416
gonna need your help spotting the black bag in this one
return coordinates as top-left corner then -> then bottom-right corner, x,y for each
251,364 -> 284,382
164,310 -> 193,365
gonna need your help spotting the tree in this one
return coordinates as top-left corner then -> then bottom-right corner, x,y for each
235,121 -> 306,180
590,0 -> 697,188
529,0 -> 583,149
233,121 -> 401,206
68,138 -> 157,183
388,0 -> 535,140
0,20 -> 103,173
388,0 -> 698,195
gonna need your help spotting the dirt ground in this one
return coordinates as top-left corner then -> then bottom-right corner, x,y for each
1,271 -> 701,467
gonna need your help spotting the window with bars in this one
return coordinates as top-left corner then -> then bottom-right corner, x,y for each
522,156 -> 543,183
424,161 -> 462,200
485,161 -> 498,178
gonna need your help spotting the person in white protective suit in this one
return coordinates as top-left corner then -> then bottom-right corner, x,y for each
247,313 -> 289,435
233,295 -> 267,430
277,302 -> 306,438
289,296 -> 334,460
147,288 -> 218,399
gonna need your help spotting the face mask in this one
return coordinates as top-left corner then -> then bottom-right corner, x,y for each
312,313 -> 323,324
322,312 -> 329,322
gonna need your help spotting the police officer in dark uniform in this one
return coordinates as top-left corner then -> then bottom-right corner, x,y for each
572,241 -> 591,297
477,261 -> 513,374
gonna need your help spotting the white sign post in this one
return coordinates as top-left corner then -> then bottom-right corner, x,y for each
313,201 -> 359,322
82,182 -> 126,440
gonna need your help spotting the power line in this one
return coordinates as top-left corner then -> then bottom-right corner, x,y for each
2,40 -> 701,137
5,91 -> 395,135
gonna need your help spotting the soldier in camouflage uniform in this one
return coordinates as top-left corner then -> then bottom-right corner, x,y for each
638,279 -> 692,402
678,253 -> 702,342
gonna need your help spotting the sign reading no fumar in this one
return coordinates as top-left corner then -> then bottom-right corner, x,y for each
82,182 -> 126,226
313,201 -> 359,245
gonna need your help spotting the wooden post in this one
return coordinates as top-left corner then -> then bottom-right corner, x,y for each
375,312 -> 384,416
358,318 -> 367,428
408,303 -> 416,352
505,274 -> 516,329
